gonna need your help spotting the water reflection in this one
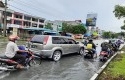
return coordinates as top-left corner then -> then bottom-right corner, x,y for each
0,39 -> 104,80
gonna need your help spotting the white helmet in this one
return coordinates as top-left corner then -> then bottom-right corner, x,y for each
104,40 -> 109,43
9,35 -> 20,41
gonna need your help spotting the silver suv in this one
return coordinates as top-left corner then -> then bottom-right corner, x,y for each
27,35 -> 84,61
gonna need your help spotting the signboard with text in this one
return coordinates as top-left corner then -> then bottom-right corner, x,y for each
86,14 -> 97,26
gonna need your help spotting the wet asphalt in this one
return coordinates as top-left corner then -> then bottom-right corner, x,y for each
0,39 -> 105,80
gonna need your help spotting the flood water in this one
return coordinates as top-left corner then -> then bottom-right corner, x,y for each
0,39 -> 104,80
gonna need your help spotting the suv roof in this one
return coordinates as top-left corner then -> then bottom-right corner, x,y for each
30,35 -> 74,44
33,35 -> 73,38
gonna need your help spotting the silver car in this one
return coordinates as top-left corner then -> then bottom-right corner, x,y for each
26,35 -> 84,61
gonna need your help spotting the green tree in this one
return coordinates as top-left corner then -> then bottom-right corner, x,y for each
113,5 -> 125,30
45,23 -> 53,30
121,25 -> 125,30
113,5 -> 125,19
102,32 -> 119,38
111,33 -> 118,39
62,23 -> 86,34
62,23 -> 72,33
72,24 -> 86,34
102,32 -> 111,38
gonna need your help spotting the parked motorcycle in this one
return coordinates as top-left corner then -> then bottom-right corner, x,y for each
99,51 -> 109,61
0,46 -> 41,71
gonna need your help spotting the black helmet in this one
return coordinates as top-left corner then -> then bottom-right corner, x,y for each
109,40 -> 111,43
89,39 -> 93,42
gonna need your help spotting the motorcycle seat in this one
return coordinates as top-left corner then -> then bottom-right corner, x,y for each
85,49 -> 94,54
86,49 -> 93,52
101,51 -> 108,53
85,49 -> 92,50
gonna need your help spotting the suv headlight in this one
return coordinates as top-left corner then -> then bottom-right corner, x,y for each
25,42 -> 30,48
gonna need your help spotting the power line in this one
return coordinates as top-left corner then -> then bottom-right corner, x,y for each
9,0 -> 70,20
8,4 -> 34,16
9,0 -> 58,18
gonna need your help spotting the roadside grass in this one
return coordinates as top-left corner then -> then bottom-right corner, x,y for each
98,46 -> 125,80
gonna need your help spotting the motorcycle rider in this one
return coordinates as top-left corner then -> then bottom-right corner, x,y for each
86,39 -> 97,58
110,41 -> 118,52
101,40 -> 112,56
116,39 -> 122,48
5,35 -> 29,69
108,40 -> 115,54
83,39 -> 88,46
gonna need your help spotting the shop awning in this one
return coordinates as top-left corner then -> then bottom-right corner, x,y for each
22,27 -> 51,31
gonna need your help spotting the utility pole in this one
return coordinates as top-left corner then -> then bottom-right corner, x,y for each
3,0 -> 7,37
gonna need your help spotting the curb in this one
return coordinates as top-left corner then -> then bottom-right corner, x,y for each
90,45 -> 124,80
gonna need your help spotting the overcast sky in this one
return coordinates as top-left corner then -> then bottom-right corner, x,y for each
6,0 -> 125,32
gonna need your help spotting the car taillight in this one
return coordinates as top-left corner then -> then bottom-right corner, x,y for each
43,36 -> 49,45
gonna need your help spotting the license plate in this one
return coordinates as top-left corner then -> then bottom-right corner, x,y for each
100,55 -> 103,59
85,50 -> 89,52
31,45 -> 37,48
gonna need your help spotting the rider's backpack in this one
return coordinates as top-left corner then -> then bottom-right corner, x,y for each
101,42 -> 108,51
86,43 -> 92,49
18,45 -> 28,57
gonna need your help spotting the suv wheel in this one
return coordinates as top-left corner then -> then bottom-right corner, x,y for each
79,48 -> 84,55
52,51 -> 62,61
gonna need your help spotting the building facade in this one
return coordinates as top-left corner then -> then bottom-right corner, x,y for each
45,20 -> 63,32
63,20 -> 82,26
6,11 -> 45,29
45,20 -> 83,32
0,1 -> 45,35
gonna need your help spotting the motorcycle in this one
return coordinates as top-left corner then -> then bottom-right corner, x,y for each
99,51 -> 109,61
0,46 -> 41,71
84,49 -> 97,59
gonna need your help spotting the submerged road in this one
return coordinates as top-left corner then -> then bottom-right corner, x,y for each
0,39 -> 105,80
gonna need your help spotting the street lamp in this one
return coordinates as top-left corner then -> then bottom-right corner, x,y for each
3,0 -> 7,37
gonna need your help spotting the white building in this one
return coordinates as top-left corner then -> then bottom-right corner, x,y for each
45,20 -> 63,32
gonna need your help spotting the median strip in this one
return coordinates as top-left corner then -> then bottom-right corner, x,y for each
90,44 -> 124,80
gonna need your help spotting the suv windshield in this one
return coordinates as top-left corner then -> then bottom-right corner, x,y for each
30,35 -> 48,44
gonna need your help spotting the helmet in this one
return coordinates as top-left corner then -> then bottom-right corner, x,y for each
89,39 -> 93,42
109,40 -> 111,43
118,39 -> 120,41
104,40 -> 109,43
9,35 -> 20,41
